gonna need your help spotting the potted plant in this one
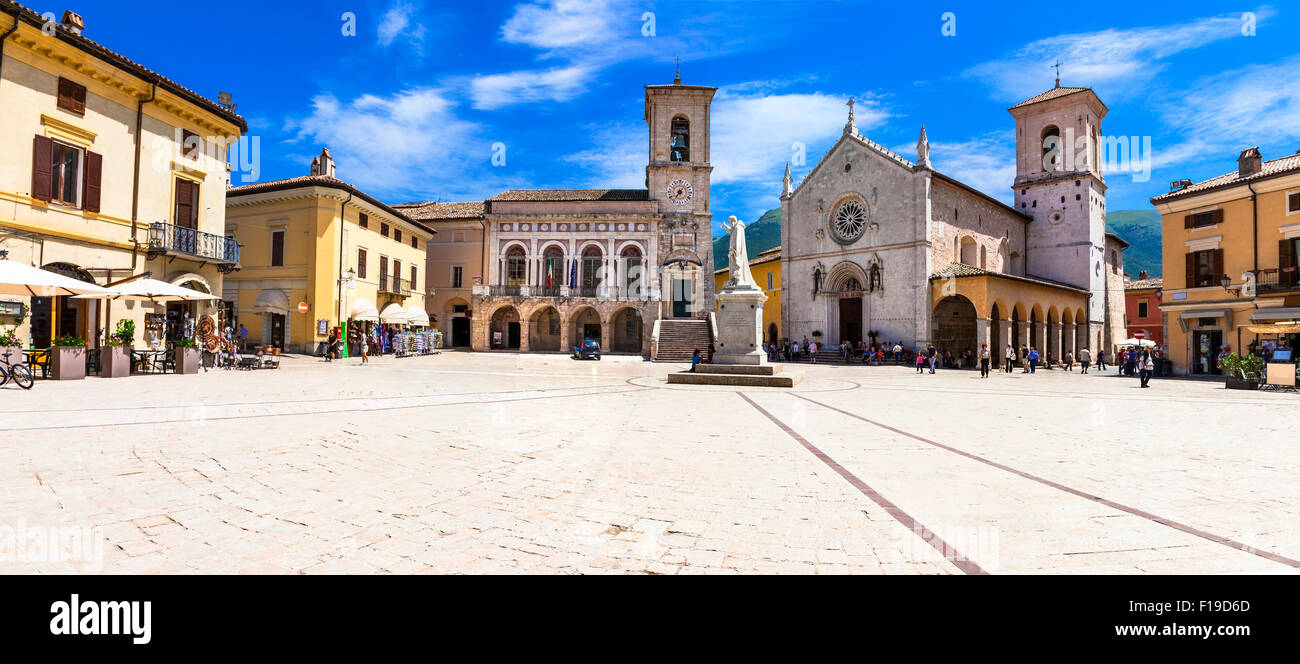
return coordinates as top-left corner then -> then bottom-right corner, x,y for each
173,337 -> 201,375
0,326 -> 22,369
112,318 -> 136,347
101,336 -> 131,378
50,334 -> 87,381
1222,352 -> 1263,390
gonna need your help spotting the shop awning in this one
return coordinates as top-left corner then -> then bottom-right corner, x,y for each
1246,324 -> 1300,334
350,298 -> 379,322
379,303 -> 408,324
1176,308 -> 1233,332
252,289 -> 289,315
405,306 -> 430,327
1251,308 -> 1300,323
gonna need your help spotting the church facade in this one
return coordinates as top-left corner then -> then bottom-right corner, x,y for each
781,85 -> 1128,363
468,79 -> 717,356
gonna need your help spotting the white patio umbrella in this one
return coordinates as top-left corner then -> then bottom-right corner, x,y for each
73,278 -> 219,302
0,258 -> 110,297
1117,338 -> 1156,348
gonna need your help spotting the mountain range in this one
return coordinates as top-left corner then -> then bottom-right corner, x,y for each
714,208 -> 1163,278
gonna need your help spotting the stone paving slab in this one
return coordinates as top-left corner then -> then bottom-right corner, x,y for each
0,352 -> 1295,574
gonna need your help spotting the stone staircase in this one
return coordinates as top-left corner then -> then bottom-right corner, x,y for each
654,319 -> 713,362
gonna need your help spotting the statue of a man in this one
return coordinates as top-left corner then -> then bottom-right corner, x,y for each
721,216 -> 756,288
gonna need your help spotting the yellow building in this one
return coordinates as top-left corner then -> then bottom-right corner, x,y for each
0,5 -> 245,348
225,149 -> 434,354
1151,147 -> 1300,375
715,246 -> 783,344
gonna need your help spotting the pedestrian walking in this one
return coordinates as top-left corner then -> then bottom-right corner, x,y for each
1027,347 -> 1040,373
1063,350 -> 1074,372
1140,350 -> 1155,388
360,334 -> 370,365
893,342 -> 903,365
810,340 -> 818,364
916,351 -> 926,374
927,344 -> 938,374
1004,344 -> 1015,373
1097,349 -> 1107,371
980,343 -> 991,378
1080,348 -> 1091,374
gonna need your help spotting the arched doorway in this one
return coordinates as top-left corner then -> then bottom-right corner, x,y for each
768,323 -> 779,345
826,261 -> 868,345
490,306 -> 521,350
1030,306 -> 1043,357
30,263 -> 96,348
611,308 -> 642,353
570,306 -> 601,347
838,278 -> 864,345
529,306 -> 561,351
541,246 -> 564,295
1012,305 -> 1024,353
933,295 -> 978,360
580,246 -> 603,298
445,298 -> 471,347
1046,308 -> 1059,365
959,236 -> 978,265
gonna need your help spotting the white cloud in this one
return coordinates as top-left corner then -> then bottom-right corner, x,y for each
966,9 -> 1273,100
1162,56 -> 1300,151
286,88 -> 489,200
377,1 -> 426,48
920,132 -> 1017,204
501,0 -> 622,50
712,91 -> 885,185
468,64 -> 595,110
562,123 -> 646,189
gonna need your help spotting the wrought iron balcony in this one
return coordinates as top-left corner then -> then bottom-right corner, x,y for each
1253,268 -> 1300,293
379,277 -> 411,296
148,222 -> 240,270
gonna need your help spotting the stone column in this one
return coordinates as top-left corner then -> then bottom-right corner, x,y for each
560,309 -> 572,352
976,317 -> 992,351
1017,322 -> 1030,353
519,318 -> 530,352
1049,322 -> 1063,367
600,314 -> 612,352
997,319 -> 1012,353
1064,323 -> 1077,362
1034,322 -> 1047,360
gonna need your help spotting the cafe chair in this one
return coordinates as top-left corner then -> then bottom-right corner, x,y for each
28,349 -> 51,379
85,348 -> 101,377
158,349 -> 176,374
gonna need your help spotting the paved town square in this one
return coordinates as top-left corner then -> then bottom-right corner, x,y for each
1,353 -> 1295,575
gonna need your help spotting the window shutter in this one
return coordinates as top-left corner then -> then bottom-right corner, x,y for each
1211,209 -> 1224,225
32,135 -> 53,202
1281,239 -> 1296,271
1185,253 -> 1195,288
411,265 -> 417,290
1183,215 -> 1194,229
1212,248 -> 1226,284
1290,192 -> 1300,213
358,249 -> 367,279
83,151 -> 102,213
174,178 -> 194,228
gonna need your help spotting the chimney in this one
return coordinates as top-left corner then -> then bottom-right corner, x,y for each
1138,270 -> 1149,280
60,11 -> 85,35
319,147 -> 336,177
1238,147 -> 1262,177
309,156 -> 321,176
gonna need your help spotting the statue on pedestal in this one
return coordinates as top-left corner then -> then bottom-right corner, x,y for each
721,215 -> 756,290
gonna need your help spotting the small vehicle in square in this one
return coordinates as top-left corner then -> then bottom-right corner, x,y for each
572,339 -> 601,361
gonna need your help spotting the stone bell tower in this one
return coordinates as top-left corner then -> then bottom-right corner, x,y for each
1009,82 -> 1109,345
645,72 -> 717,317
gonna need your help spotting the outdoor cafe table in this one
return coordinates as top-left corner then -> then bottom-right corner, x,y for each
131,349 -> 165,374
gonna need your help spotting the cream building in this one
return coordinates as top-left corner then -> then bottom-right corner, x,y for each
393,201 -> 485,348
0,4 -> 245,349
469,78 -> 717,359
781,83 -> 1128,363
225,149 -> 434,354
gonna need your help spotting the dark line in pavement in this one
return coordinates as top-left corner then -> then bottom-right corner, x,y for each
737,392 -> 988,575
0,387 -> 653,433
792,393 -> 1300,570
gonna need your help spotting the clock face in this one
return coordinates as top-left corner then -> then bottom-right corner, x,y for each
667,179 -> 693,206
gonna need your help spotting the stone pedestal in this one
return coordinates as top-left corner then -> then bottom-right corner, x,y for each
714,287 -> 767,366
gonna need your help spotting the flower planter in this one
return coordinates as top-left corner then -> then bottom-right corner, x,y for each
176,347 -> 201,375
51,346 -> 86,381
101,346 -> 131,378
1225,377 -> 1260,391
0,346 -> 23,370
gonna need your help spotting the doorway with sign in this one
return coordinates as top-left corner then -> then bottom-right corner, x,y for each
270,313 -> 286,349
1192,328 -> 1223,375
672,278 -> 694,318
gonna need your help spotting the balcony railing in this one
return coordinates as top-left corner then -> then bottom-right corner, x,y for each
483,285 -> 655,300
148,222 -> 239,266
380,277 -> 411,296
1253,268 -> 1300,292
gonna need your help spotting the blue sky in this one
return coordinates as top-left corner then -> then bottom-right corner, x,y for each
47,1 -> 1299,233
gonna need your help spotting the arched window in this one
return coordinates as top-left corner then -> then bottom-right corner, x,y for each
621,246 -> 643,297
581,246 -> 603,295
505,246 -> 526,287
670,117 -> 690,162
1041,125 -> 1061,172
543,246 -> 564,291
980,245 -> 988,269
960,236 -> 978,266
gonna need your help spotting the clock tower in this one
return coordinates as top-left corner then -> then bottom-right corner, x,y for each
645,76 -> 717,317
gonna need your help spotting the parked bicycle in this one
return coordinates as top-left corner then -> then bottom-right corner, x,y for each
0,350 -> 35,390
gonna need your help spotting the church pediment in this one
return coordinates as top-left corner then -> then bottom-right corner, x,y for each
791,132 -> 919,200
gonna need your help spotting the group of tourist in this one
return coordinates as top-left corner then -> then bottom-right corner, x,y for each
765,338 -> 913,365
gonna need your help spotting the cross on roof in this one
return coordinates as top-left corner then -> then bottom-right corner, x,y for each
1053,59 -> 1063,87
673,56 -> 681,84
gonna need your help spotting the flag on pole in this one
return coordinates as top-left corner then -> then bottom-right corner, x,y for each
569,260 -> 577,289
